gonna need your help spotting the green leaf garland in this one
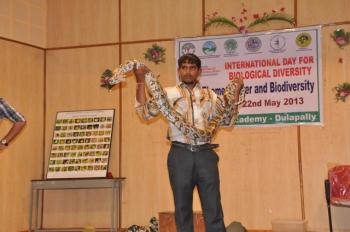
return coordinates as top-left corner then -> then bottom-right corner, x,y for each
144,44 -> 166,64
331,28 -> 350,48
335,82 -> 350,102
247,12 -> 295,28
204,16 -> 239,31
205,8 -> 295,33
100,69 -> 114,90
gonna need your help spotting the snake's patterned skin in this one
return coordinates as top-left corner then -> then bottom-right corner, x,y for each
109,60 -> 244,143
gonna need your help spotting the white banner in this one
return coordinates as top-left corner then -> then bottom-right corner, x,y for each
175,26 -> 323,127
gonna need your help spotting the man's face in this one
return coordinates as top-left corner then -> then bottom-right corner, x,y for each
178,62 -> 201,85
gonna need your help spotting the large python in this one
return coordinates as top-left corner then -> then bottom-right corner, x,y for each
108,60 -> 244,143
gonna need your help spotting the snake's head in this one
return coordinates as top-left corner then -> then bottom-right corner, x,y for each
100,68 -> 126,90
101,60 -> 144,90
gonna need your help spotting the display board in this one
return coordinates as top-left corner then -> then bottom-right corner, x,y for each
47,109 -> 115,179
176,26 -> 323,127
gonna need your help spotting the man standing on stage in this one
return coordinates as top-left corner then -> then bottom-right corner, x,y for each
134,53 -> 244,232
0,98 -> 26,150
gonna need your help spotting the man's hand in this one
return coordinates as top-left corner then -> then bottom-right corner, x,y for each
134,65 -> 151,105
0,121 -> 26,151
134,65 -> 151,83
233,76 -> 244,92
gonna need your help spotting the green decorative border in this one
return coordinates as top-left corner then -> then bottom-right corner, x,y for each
236,111 -> 321,126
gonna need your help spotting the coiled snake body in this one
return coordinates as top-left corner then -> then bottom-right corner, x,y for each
109,60 -> 244,143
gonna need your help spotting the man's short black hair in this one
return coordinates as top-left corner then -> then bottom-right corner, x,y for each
178,53 -> 201,69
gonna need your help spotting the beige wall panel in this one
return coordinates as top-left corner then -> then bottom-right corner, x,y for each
121,0 -> 202,41
301,25 -> 350,232
47,0 -> 119,48
214,126 -> 302,229
44,46 -> 119,228
205,0 -> 295,36
0,0 -> 47,47
298,0 -> 350,26
0,40 -> 44,231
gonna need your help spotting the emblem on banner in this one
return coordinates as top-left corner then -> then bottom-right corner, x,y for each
202,41 -> 217,55
270,35 -> 286,52
181,43 -> 196,55
245,37 -> 262,52
296,33 -> 312,48
224,39 -> 238,54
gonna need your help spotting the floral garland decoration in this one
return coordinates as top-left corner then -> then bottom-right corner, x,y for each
127,217 -> 159,232
144,44 -> 166,64
205,6 -> 295,33
334,82 -> 350,102
331,28 -> 350,48
100,69 -> 114,90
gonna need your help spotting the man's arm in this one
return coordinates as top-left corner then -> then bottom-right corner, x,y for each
134,66 -> 148,105
0,99 -> 26,150
0,121 -> 26,149
215,77 -> 245,127
233,77 -> 245,105
134,65 -> 160,120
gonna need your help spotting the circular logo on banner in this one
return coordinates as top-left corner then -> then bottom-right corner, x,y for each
202,41 -> 217,55
245,37 -> 262,52
296,33 -> 312,48
181,43 -> 196,55
270,35 -> 286,52
224,39 -> 238,54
